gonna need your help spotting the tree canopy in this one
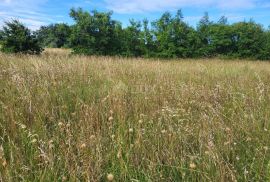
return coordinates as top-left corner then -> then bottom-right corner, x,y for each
1,9 -> 270,60
0,20 -> 43,54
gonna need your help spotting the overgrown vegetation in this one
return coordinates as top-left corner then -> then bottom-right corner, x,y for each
0,50 -> 270,181
0,20 -> 43,54
35,8 -> 270,60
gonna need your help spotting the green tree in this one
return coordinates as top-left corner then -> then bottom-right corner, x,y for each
141,19 -> 156,57
231,21 -> 266,59
152,11 -> 175,58
153,10 -> 198,58
0,20 -> 43,54
208,16 -> 234,56
69,8 -> 122,55
197,12 -> 214,57
262,29 -> 270,59
36,23 -> 71,48
122,19 -> 144,57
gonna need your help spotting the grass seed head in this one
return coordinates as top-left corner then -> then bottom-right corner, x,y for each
108,116 -> 114,122
189,162 -> 196,169
80,143 -> 87,149
107,173 -> 114,181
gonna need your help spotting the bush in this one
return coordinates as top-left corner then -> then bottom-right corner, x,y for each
0,20 -> 43,54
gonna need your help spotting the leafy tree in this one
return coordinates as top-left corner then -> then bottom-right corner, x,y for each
0,20 -> 43,54
36,23 -> 71,48
231,21 -> 266,59
122,19 -> 144,57
141,19 -> 156,57
152,11 -> 175,58
8,7 -> 267,60
69,8 -> 122,55
208,16 -> 234,56
152,10 -> 197,58
197,12 -> 214,57
261,29 -> 270,59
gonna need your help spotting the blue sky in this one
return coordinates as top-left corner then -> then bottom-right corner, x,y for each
0,0 -> 270,30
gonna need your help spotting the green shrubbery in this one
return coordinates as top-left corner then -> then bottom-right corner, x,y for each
65,9 -> 270,60
1,9 -> 270,59
0,20 -> 43,54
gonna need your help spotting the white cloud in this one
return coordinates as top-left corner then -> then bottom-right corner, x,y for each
105,0 -> 261,13
0,0 -> 58,30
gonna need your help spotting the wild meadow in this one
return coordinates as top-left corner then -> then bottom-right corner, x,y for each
0,50 -> 270,181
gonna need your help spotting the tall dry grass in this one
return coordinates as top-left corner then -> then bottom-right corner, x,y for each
0,51 -> 270,181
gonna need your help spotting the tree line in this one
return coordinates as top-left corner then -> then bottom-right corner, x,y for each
1,8 -> 270,60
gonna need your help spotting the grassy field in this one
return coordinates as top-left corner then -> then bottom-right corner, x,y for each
0,50 -> 270,181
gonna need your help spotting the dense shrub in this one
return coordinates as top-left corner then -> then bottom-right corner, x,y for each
0,20 -> 43,54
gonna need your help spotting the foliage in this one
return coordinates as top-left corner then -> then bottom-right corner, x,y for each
3,8 -> 270,60
0,20 -> 43,54
64,8 -> 270,59
36,23 -> 71,48
69,8 -> 123,55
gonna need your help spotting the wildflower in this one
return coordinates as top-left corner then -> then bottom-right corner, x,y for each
236,156 -> 240,161
129,128 -> 134,133
111,135 -> 115,139
108,116 -> 113,122
107,173 -> 114,181
58,122 -> 64,127
138,119 -> 143,124
189,162 -> 196,169
21,124 -> 27,129
244,168 -> 249,175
